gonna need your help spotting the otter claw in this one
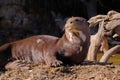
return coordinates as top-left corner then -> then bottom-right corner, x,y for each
50,60 -> 63,67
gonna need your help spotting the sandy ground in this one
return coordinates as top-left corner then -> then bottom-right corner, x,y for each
0,63 -> 120,80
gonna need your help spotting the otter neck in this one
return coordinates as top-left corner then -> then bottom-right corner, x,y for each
65,29 -> 87,43
65,30 -> 81,43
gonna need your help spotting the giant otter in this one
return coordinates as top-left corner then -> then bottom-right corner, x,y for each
0,17 -> 90,70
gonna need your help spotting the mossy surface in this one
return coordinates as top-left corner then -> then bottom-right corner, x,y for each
97,53 -> 120,64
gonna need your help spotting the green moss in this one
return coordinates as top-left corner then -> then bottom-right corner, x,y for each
97,53 -> 120,64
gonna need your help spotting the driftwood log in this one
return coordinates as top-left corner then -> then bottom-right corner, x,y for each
0,17 -> 90,70
87,10 -> 120,63
100,45 -> 120,63
87,20 -> 109,61
87,15 -> 109,61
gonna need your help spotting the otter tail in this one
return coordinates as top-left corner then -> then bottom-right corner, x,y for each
0,43 -> 12,70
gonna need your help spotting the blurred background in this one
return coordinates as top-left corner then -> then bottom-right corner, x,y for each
0,0 -> 120,45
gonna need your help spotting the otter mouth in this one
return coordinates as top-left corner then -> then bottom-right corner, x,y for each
72,31 -> 80,37
69,27 -> 81,33
66,26 -> 86,42
69,28 -> 81,37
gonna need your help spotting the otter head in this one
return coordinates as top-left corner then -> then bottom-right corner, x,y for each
64,17 -> 90,43
65,17 -> 88,32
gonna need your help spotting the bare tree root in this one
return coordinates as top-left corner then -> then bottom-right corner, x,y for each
87,20 -> 109,62
100,45 -> 120,63
87,34 -> 101,61
87,10 -> 120,63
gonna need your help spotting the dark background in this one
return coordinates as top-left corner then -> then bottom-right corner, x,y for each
0,0 -> 120,45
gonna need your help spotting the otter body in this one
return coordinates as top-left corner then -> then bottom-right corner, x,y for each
0,17 -> 90,70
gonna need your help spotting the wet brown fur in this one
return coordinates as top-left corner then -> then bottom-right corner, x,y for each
0,17 -> 90,70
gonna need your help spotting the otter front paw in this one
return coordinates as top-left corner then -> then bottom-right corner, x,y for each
49,60 -> 63,67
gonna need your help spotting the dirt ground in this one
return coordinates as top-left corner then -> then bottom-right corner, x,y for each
0,63 -> 120,80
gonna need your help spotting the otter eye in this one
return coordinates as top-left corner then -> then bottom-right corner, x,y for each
75,19 -> 79,21
70,21 -> 73,24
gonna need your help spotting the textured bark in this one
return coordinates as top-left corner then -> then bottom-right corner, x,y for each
100,45 -> 120,63
87,34 -> 109,61
105,20 -> 120,36
88,15 -> 106,27
100,36 -> 109,52
87,34 -> 101,61
87,21 -> 109,61
87,10 -> 120,62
